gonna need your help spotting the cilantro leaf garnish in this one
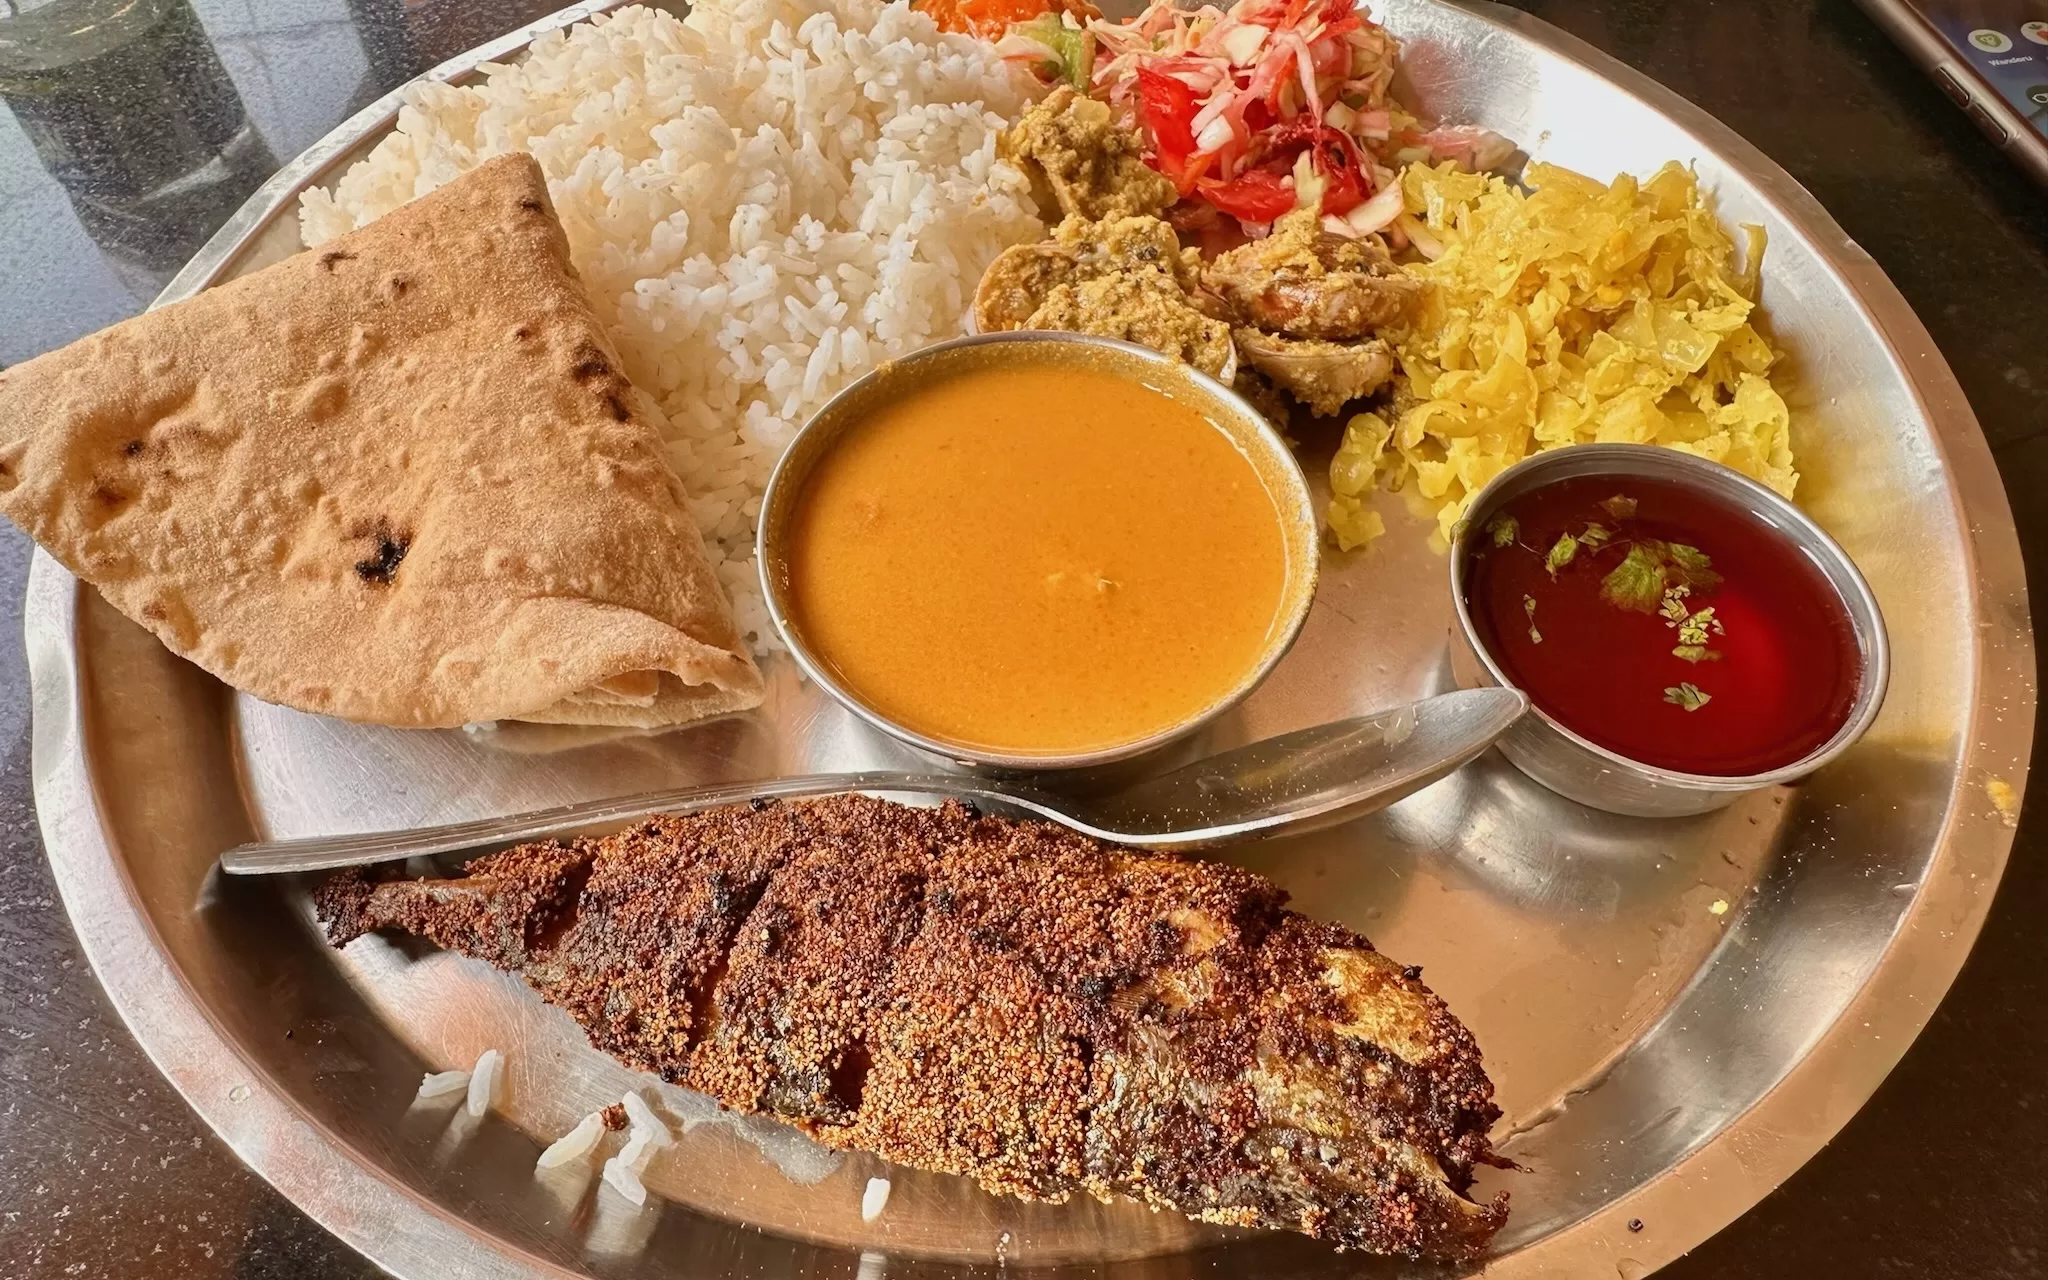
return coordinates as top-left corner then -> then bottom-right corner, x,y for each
1601,543 -> 1668,611
1665,598 -> 1723,662
1601,495 -> 1638,520
1523,594 -> 1541,644
1602,539 -> 1722,610
1664,682 -> 1712,711
1545,533 -> 1579,578
1667,542 -> 1722,590
1579,522 -> 1612,548
1487,514 -> 1519,547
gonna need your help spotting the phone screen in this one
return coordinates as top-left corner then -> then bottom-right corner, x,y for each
1906,0 -> 2048,135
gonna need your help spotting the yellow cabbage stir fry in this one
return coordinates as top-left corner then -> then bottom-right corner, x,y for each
1328,161 -> 1795,550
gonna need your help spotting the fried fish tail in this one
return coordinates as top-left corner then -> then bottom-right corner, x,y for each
317,795 -> 1508,1259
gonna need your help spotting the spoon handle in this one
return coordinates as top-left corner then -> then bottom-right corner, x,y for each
219,691 -> 1531,873
217,772 -> 1007,875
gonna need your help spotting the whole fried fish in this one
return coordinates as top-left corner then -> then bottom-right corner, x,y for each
316,794 -> 1507,1259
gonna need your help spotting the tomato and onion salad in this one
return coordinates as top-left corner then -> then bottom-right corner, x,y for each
927,0 -> 1507,232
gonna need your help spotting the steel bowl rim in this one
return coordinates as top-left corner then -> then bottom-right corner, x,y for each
754,329 -> 1321,772
1447,442 -> 1893,794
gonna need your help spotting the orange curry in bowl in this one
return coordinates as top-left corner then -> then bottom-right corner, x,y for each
781,350 -> 1306,759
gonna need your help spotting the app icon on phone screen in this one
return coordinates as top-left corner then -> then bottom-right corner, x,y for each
2023,20 -> 2048,45
1970,27 -> 2015,51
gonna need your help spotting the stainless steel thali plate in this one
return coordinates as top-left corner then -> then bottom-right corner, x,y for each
23,1 -> 2034,1277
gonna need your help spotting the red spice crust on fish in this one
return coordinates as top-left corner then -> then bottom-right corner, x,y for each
317,794 -> 1507,1259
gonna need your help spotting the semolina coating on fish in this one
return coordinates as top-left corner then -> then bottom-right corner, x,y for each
315,794 -> 1508,1259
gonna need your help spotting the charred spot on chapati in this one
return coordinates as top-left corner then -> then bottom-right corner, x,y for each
350,520 -> 410,585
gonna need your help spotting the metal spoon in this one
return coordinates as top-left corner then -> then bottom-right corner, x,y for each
218,688 -> 1528,875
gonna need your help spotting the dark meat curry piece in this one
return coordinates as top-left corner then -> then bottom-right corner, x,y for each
1233,329 -> 1397,417
1204,208 -> 1422,341
975,215 -> 1235,378
981,89 -> 1228,372
317,795 -> 1509,1261
1004,85 -> 1177,222
988,95 -> 1425,416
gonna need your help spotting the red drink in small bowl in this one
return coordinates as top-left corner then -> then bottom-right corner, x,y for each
1451,445 -> 1887,817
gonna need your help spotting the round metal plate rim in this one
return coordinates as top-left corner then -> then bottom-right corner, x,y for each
21,1 -> 2034,1277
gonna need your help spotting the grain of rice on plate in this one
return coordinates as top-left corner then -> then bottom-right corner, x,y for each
300,0 -> 1046,651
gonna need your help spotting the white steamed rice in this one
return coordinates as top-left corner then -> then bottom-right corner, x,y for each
299,0 -> 1045,652
415,1067 -> 471,1100
603,1131 -> 656,1206
466,1046 -> 504,1117
536,1111 -> 607,1169
860,1174 -> 892,1221
621,1089 -> 674,1146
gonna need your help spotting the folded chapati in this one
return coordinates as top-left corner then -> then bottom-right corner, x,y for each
0,153 -> 764,729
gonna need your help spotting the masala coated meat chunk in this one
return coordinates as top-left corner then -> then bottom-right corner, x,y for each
975,214 -> 1235,378
1203,208 -> 1422,341
976,212 -> 1208,321
982,107 -> 1422,417
1232,365 -> 1295,427
1003,85 -> 1178,222
1233,328 -> 1396,416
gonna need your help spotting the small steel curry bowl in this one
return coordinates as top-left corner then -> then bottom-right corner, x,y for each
1449,444 -> 1890,818
757,332 -> 1321,772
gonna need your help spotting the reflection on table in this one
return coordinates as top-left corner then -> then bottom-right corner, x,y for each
0,0 -> 564,365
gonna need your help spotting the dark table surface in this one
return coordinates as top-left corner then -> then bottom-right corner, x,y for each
1,0 -> 2043,1276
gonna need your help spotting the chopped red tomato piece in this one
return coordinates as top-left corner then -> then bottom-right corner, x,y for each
1197,170 -> 1297,223
1254,118 -> 1371,216
1136,68 -> 1200,163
